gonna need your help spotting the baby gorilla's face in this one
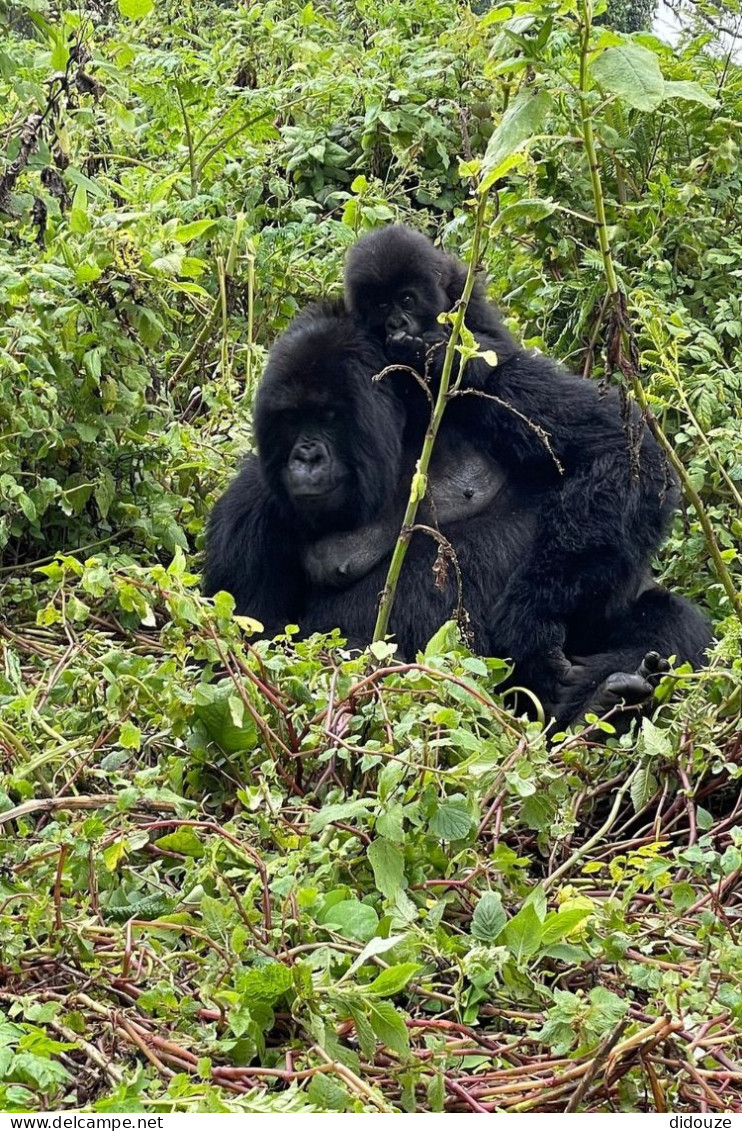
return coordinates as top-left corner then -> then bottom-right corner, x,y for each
359,279 -> 445,347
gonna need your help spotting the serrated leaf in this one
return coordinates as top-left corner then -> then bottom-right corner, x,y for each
481,88 -> 551,190
118,720 -> 141,751
367,999 -> 410,1058
348,1001 -> 376,1062
502,903 -> 543,962
367,838 -> 405,900
471,891 -> 507,941
367,963 -> 420,997
631,765 -> 658,813
591,44 -> 664,111
428,799 -> 473,841
640,717 -> 672,758
240,963 -> 293,1005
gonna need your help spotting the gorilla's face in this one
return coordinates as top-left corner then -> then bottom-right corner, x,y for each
254,305 -> 405,533
344,224 -> 455,347
356,279 -> 447,345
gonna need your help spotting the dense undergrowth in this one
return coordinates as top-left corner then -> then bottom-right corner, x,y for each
0,0 -> 741,1113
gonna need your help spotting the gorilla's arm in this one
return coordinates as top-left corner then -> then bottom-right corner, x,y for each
202,456 -> 305,636
402,346 -> 677,694
303,445 -> 506,589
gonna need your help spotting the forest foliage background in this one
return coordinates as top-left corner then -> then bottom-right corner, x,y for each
0,0 -> 741,1114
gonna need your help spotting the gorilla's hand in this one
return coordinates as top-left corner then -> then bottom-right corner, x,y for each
553,650 -> 671,730
386,327 -> 448,371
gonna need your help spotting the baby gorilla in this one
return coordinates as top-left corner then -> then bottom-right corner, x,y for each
304,439 -> 505,588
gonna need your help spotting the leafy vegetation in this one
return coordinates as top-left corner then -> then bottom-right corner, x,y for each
1,0 -> 741,1113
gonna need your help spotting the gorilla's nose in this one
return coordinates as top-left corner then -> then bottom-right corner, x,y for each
293,439 -> 327,467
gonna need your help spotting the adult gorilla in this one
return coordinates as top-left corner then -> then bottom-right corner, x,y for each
203,302 -> 502,639
204,301 -> 710,727
342,224 -> 711,711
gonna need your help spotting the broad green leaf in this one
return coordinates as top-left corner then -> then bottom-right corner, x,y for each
367,963 -> 420,997
428,799 -> 473,841
662,80 -> 716,109
174,219 -> 218,243
640,717 -> 672,758
345,934 -> 406,979
193,684 -> 258,755
471,891 -> 507,941
502,903 -> 543,962
323,899 -> 379,943
481,88 -> 551,190
497,197 -> 557,225
155,829 -> 205,859
367,838 -> 405,900
347,1001 -> 376,1062
118,0 -> 153,17
367,999 -> 410,1057
591,44 -> 664,112
118,720 -> 141,751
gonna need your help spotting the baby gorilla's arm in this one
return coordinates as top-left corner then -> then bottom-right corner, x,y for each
303,445 -> 505,589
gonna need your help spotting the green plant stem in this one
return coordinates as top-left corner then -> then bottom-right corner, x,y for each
372,194 -> 488,643
577,0 -> 742,625
176,82 -> 198,197
543,764 -> 641,892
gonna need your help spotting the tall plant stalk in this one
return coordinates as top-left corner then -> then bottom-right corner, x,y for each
577,0 -> 742,624
372,194 -> 488,643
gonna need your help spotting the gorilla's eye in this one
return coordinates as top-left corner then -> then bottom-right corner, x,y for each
400,292 -> 415,310
378,302 -> 389,314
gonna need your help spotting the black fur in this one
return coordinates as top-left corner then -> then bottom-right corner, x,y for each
203,302 -> 404,637
343,224 -> 712,708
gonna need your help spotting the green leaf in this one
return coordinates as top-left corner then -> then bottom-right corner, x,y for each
155,829 -> 205,859
502,903 -> 543,962
498,197 -> 557,225
347,1001 -> 376,1062
193,684 -> 258,755
662,80 -> 716,109
471,891 -> 507,942
118,0 -> 153,17
541,907 -> 591,946
323,899 -> 379,942
174,219 -> 218,243
367,963 -> 420,997
367,999 -> 410,1057
367,838 -> 405,900
240,964 -> 293,1005
308,798 -> 374,834
591,44 -> 664,112
481,88 -> 551,190
118,721 -> 141,751
428,799 -> 473,841
631,765 -> 658,813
